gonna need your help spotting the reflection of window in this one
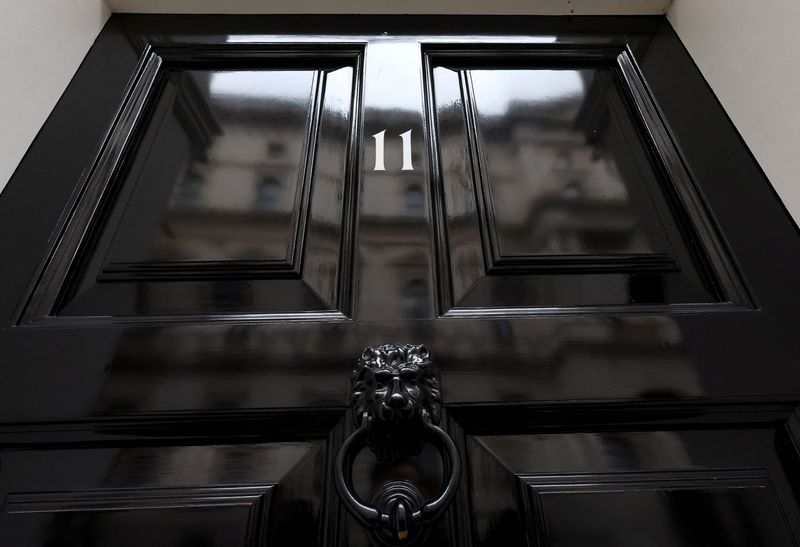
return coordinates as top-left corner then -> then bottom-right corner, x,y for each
403,278 -> 427,320
173,169 -> 204,209
256,176 -> 281,211
268,142 -> 286,158
405,183 -> 425,217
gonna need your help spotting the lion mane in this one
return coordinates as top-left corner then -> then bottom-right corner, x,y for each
351,344 -> 442,462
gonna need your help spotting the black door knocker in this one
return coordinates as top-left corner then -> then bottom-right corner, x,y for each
334,344 -> 461,546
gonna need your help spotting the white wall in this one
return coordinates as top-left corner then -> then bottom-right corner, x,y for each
668,0 -> 800,226
107,0 -> 670,15
0,0 -> 110,195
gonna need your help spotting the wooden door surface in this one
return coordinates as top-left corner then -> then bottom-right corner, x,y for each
1,15 -> 799,547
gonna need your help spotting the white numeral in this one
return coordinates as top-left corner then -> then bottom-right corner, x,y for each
400,129 -> 414,171
372,129 -> 415,172
372,130 -> 386,171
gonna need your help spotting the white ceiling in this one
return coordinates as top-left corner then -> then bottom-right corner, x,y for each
107,0 -> 671,15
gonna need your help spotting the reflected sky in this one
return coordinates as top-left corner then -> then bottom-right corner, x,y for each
208,70 -> 315,103
470,69 -> 585,116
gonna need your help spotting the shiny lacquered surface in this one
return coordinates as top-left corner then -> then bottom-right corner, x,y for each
469,67 -> 667,258
54,58 -> 359,317
469,429 -> 800,546
428,56 -> 724,311
0,14 -> 799,547
107,68 -> 318,265
0,442 -> 324,546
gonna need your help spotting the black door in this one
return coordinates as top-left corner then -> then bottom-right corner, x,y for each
1,15 -> 799,547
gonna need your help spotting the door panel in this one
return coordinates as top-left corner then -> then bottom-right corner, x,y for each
1,15 -> 799,547
0,442 -> 325,546
467,428 -> 800,546
104,68 -> 319,266
22,47 -> 361,322
5,488 -> 272,547
425,47 -> 745,314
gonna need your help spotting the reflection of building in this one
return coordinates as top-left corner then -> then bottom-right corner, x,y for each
346,110 -> 436,320
426,66 -> 684,309
92,66 -> 357,315
467,67 -> 659,258
153,69 -> 319,263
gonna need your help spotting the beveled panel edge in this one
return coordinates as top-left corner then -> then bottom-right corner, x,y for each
15,48 -> 163,326
614,48 -> 754,309
439,301 -> 750,319
5,484 -> 274,513
422,50 -> 456,317
520,468 -> 777,545
293,69 -> 327,282
14,43 -> 365,327
4,485 -> 273,547
25,309 -> 350,328
422,43 -> 754,318
98,259 -> 300,281
488,253 -> 678,275
331,49 -> 364,321
520,467 -> 769,488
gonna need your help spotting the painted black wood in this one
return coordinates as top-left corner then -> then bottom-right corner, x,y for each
20,44 -> 362,323
1,14 -> 799,547
424,45 -> 748,315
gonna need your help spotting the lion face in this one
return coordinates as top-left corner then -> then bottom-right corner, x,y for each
351,344 -> 442,462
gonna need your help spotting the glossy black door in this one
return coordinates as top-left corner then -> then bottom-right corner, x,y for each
1,15 -> 799,547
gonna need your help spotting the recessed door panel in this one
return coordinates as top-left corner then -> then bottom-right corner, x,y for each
3,487 -> 272,547
530,481 -> 792,547
21,48 -> 362,322
0,441 -> 325,547
104,68 -> 319,267
468,66 -> 671,259
425,48 -> 748,315
466,428 -> 800,547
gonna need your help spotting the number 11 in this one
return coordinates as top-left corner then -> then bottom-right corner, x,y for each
373,129 -> 415,171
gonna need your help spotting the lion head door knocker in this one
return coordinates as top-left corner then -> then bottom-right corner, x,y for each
335,344 -> 461,546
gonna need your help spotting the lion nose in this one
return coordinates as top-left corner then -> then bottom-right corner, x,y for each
388,377 -> 405,408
